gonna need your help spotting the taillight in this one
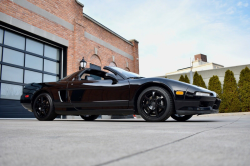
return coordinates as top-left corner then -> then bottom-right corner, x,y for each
25,95 -> 29,98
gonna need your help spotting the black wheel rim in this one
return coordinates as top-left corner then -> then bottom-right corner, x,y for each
34,95 -> 50,118
140,90 -> 167,118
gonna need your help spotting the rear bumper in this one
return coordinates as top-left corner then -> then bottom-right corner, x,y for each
20,94 -> 33,112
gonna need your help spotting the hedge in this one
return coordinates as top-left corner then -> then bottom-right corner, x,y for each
179,75 -> 185,82
208,75 -> 222,98
193,71 -> 206,88
238,67 -> 250,112
184,74 -> 190,83
220,70 -> 240,113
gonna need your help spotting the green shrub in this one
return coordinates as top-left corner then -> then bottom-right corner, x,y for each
193,72 -> 200,86
184,74 -> 190,83
208,75 -> 222,98
193,71 -> 206,88
220,70 -> 240,113
179,75 -> 185,82
238,67 -> 250,112
199,75 -> 207,89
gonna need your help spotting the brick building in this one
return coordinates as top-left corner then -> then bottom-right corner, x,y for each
0,0 -> 139,118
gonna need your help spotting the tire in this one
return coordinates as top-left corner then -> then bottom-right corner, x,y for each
33,93 -> 57,121
80,115 -> 99,121
171,114 -> 193,121
137,86 -> 173,122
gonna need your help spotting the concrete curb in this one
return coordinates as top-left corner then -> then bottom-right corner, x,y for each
199,112 -> 250,117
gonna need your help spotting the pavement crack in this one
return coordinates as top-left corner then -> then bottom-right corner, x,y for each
94,116 -> 242,166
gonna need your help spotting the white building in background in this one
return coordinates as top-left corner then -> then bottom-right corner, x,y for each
164,54 -> 250,87
166,54 -> 224,75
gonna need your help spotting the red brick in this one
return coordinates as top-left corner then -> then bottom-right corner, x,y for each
1,0 -> 139,75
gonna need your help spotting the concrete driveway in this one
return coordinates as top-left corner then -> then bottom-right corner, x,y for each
0,113 -> 250,166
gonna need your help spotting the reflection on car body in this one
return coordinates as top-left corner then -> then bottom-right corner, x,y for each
20,66 -> 221,122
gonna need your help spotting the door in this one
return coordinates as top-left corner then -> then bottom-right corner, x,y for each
67,69 -> 130,113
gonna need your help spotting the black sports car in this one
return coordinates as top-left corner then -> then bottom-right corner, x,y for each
20,66 -> 221,122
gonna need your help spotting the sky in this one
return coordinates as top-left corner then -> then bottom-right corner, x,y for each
79,0 -> 250,77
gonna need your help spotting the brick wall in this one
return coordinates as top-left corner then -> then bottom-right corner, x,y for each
0,0 -> 139,75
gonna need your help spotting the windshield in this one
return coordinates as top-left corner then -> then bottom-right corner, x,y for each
109,67 -> 143,79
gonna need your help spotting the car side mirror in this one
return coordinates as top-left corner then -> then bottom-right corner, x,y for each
105,73 -> 118,84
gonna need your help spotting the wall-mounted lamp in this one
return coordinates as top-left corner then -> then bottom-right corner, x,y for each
79,57 -> 87,70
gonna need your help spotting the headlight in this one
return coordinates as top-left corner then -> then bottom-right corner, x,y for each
196,92 -> 211,96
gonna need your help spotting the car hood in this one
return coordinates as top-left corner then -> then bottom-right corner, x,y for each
141,77 -> 217,97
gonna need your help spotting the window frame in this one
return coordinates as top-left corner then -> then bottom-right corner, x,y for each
79,69 -> 107,81
0,27 -> 63,100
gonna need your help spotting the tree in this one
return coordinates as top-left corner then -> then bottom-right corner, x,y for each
220,70 -> 240,113
208,75 -> 222,98
184,74 -> 190,83
238,67 -> 250,112
179,75 -> 185,82
199,75 -> 207,89
193,72 -> 200,86
193,71 -> 206,88
165,75 -> 167,78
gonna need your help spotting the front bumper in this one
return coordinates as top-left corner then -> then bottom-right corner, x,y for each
176,107 -> 219,115
175,97 -> 221,115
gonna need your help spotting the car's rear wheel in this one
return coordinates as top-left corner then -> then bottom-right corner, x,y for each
137,86 -> 173,122
33,93 -> 57,121
80,115 -> 99,121
171,114 -> 193,121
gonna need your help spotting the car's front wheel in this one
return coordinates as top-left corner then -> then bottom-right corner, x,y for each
33,93 -> 57,121
80,115 -> 99,121
171,114 -> 193,121
137,86 -> 173,122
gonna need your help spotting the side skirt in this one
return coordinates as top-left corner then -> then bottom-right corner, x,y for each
56,109 -> 135,116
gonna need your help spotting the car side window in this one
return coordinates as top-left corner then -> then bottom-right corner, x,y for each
80,71 -> 104,81
81,73 -> 90,80
79,69 -> 123,81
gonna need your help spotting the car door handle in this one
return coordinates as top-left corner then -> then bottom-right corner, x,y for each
71,83 -> 73,85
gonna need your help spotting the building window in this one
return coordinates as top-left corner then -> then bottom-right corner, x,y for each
0,46 -> 2,62
25,54 -> 43,70
0,29 -> 3,43
0,28 -> 62,100
26,39 -> 43,55
0,83 -> 23,100
3,48 -> 24,66
4,31 -> 25,50
44,45 -> 60,60
1,65 -> 23,83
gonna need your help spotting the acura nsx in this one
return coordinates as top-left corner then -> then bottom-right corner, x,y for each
20,66 -> 221,122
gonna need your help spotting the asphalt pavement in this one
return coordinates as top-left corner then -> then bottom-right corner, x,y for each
0,113 -> 250,166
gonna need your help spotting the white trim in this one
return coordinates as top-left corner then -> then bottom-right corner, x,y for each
75,0 -> 84,7
12,0 -> 74,31
85,32 -> 134,60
